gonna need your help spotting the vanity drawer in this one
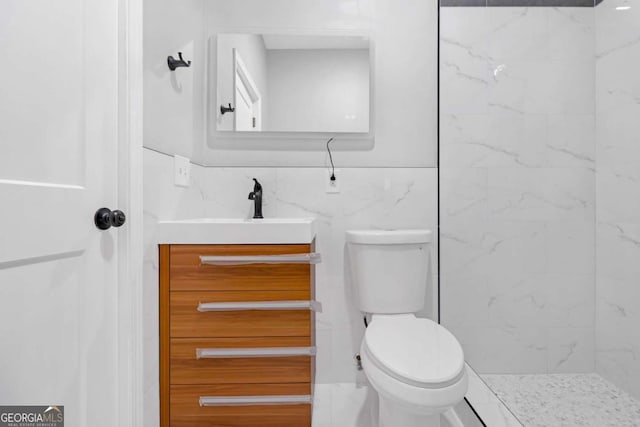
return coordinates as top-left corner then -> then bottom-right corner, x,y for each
170,291 -> 312,338
169,244 -> 312,292
170,337 -> 312,385
170,383 -> 312,427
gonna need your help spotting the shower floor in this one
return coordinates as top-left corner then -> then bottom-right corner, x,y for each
481,373 -> 640,427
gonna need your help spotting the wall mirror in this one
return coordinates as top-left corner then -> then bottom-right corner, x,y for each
215,33 -> 371,134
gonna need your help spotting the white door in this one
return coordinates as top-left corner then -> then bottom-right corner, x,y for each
233,49 -> 262,131
0,0 -> 123,426
235,77 -> 258,131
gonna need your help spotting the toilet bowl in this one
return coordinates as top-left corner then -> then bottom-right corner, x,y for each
360,314 -> 467,427
345,230 -> 468,427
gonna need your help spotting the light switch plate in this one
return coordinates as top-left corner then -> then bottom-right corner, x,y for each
326,169 -> 340,193
174,155 -> 191,187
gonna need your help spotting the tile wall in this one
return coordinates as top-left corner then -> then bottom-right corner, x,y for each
142,149 -> 438,426
595,0 -> 640,400
440,6 -> 597,374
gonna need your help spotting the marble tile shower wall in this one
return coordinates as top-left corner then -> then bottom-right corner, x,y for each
595,1 -> 640,400
440,7 -> 596,373
142,149 -> 438,426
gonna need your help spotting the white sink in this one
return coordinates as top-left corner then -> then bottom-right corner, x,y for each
157,218 -> 317,244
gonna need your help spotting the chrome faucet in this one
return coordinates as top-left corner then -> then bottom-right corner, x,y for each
248,178 -> 263,219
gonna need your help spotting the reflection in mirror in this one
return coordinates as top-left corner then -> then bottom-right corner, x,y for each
216,34 -> 370,134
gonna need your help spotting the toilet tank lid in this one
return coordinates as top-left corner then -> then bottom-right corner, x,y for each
345,229 -> 432,245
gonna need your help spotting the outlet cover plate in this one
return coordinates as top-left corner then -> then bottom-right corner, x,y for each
326,169 -> 340,193
174,155 -> 191,187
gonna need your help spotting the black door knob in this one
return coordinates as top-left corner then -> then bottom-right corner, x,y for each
94,208 -> 127,230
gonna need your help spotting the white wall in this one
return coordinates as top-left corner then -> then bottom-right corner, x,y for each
595,0 -> 640,400
143,0 -> 205,160
143,0 -> 439,166
440,7 -> 596,374
142,0 -> 204,424
265,48 -> 369,133
201,0 -> 438,167
216,34 -> 269,131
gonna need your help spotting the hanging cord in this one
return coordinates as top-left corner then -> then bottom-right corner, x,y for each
326,137 -> 336,181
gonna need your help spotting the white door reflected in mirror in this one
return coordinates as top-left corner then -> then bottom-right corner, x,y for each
233,49 -> 262,131
216,34 -> 371,134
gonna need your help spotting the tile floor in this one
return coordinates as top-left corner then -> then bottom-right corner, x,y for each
482,373 -> 640,427
312,382 -> 376,427
311,364 -> 511,426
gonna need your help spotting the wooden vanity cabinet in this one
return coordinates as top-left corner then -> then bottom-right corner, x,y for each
160,243 -> 316,427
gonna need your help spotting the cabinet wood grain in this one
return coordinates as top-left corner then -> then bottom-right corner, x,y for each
161,243 -> 314,427
169,244 -> 312,292
170,337 -> 312,385
159,245 -> 171,427
170,383 -> 312,427
169,291 -> 312,338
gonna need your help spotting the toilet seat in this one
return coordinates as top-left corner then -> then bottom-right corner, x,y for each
363,314 -> 465,389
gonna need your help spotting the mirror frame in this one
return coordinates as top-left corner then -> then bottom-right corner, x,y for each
207,29 -> 375,150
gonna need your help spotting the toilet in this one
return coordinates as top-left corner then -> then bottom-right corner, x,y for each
346,229 -> 468,427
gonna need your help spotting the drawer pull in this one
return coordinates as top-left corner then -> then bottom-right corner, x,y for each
196,346 -> 317,359
197,300 -> 322,312
200,253 -> 322,265
199,395 -> 312,407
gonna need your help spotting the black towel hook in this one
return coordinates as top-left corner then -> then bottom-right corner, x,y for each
220,103 -> 235,115
167,52 -> 191,71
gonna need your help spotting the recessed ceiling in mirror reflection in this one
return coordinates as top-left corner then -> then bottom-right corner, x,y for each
216,34 -> 371,134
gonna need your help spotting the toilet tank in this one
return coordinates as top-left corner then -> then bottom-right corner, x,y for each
345,229 -> 432,314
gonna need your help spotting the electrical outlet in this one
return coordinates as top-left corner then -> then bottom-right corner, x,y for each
326,169 -> 340,193
174,155 -> 191,187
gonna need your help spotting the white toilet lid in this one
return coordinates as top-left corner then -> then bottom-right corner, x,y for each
364,315 -> 465,388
